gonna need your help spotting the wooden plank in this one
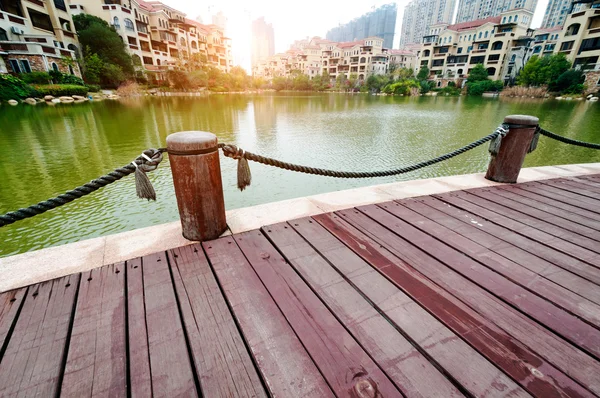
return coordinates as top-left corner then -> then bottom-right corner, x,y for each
168,244 -> 266,398
355,203 -> 600,359
61,263 -> 127,396
141,251 -> 198,397
569,176 -> 600,191
126,257 -> 153,398
496,185 -> 600,230
0,287 -> 27,356
540,178 -> 600,199
426,195 -> 600,286
563,177 -> 600,194
513,183 -> 600,221
400,197 -> 600,306
323,209 -> 600,396
0,274 -> 79,397
276,218 -> 530,397
470,188 -> 600,244
452,190 -> 600,258
234,230 -> 406,397
203,236 -> 334,398
524,181 -> 600,211
383,201 -> 600,329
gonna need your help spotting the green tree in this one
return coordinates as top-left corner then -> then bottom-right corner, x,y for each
82,52 -> 104,85
74,13 -> 134,84
517,54 -> 571,86
366,74 -> 387,92
467,64 -> 488,83
167,70 -> 189,89
549,69 -> 585,94
293,73 -> 311,90
416,66 -> 429,80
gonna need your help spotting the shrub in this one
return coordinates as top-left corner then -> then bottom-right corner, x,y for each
0,74 -> 35,101
209,86 -> 227,92
500,85 -> 548,98
439,85 -> 461,96
419,80 -> 433,94
549,69 -> 585,94
20,72 -> 52,84
30,84 -> 89,97
85,84 -> 101,92
386,80 -> 419,95
60,74 -> 86,86
116,81 -> 141,97
467,80 -> 503,96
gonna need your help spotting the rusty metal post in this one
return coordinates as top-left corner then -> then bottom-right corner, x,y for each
485,115 -> 539,183
167,131 -> 227,241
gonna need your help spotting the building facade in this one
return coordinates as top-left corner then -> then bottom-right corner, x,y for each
69,0 -> 232,78
251,17 -> 274,71
399,0 -> 456,48
253,36 -> 416,82
455,0 -> 537,24
326,4 -> 397,49
417,9 -> 534,81
0,0 -> 81,75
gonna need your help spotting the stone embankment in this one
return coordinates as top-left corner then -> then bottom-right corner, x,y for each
6,93 -> 121,106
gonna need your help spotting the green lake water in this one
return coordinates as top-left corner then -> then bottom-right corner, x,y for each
1,93 -> 599,257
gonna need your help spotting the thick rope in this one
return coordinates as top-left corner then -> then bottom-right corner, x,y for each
0,149 -> 165,228
536,128 -> 600,150
219,129 -> 502,181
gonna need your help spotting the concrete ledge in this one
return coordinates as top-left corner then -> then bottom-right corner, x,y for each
1,162 -> 599,292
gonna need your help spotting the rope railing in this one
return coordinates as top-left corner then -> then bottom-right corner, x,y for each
1,124 -> 599,228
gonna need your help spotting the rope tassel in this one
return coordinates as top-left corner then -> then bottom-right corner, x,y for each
134,163 -> 157,200
236,152 -> 252,191
528,129 -> 540,153
489,125 -> 508,156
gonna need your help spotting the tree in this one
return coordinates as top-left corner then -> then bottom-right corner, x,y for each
293,73 -> 310,90
366,74 -> 387,92
517,53 -> 571,87
74,13 -> 134,84
416,66 -> 429,81
467,64 -> 488,83
549,69 -> 585,94
167,70 -> 189,89
82,52 -> 104,85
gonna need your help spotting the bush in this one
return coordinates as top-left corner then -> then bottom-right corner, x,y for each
209,86 -> 227,92
30,84 -> 89,97
467,80 -> 503,96
0,74 -> 35,101
439,85 -> 461,96
20,72 -> 52,84
85,84 -> 101,92
549,69 -> 585,94
60,74 -> 86,86
385,80 -> 419,95
116,81 -> 141,97
500,85 -> 548,98
419,80 -> 433,94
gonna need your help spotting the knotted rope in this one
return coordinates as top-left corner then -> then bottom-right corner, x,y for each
0,149 -> 165,227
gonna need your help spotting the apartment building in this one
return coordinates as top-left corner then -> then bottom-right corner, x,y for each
326,4 -> 397,49
555,0 -> 600,69
251,17 -> 274,70
70,0 -> 232,78
400,0 -> 456,48
0,0 -> 81,75
455,0 -> 537,24
389,49 -> 417,69
418,9 -> 533,81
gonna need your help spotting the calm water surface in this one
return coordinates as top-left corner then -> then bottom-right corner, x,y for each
1,93 -> 599,256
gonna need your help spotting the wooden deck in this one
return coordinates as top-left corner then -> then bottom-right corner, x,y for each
2,175 -> 600,397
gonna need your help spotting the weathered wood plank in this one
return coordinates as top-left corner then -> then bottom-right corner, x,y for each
383,201 -> 600,329
276,218 -> 529,398
141,252 -> 198,397
569,176 -> 600,192
61,263 -> 127,397
398,198 -> 600,304
540,178 -> 600,199
168,244 -> 266,398
500,184 -> 600,225
524,181 -> 600,211
425,195 -> 600,286
203,236 -> 334,398
126,257 -> 153,398
450,190 -> 600,258
0,287 -> 27,357
324,209 -> 600,396
234,230 -> 406,397
0,274 -> 79,397
469,188 -> 600,246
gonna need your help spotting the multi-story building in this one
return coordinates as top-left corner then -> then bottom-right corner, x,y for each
400,0 -> 456,48
251,17 -> 274,71
69,0 -> 232,78
418,9 -> 533,81
455,0 -> 537,24
555,0 -> 600,70
389,49 -> 417,70
0,0 -> 81,75
326,4 -> 397,49
253,36 -> 402,83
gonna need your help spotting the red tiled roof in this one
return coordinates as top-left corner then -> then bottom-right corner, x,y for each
446,16 -> 501,31
337,40 -> 362,48
389,49 -> 415,55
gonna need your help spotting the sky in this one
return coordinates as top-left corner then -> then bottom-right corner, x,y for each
166,0 -> 550,71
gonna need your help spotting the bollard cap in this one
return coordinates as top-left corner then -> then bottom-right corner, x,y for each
167,131 -> 218,154
503,115 -> 539,126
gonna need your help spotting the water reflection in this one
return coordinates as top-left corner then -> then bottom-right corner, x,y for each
0,94 -> 598,256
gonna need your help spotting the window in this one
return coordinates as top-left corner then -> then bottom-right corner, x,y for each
514,15 -> 518,22
0,28 -> 7,41
502,17 -> 506,23
492,41 -> 502,50
1,0 -> 24,16
180,37 -> 186,46
484,31 -> 488,38
468,34 -> 472,41
69,64 -> 74,74
478,32 -> 482,39
191,41 -> 197,49
28,8 -> 53,31
508,16 -> 512,22
128,36 -> 136,45
143,56 -> 153,64
457,47 -> 463,54
134,9 -> 138,18
113,16 -> 120,28
54,0 -> 66,11
124,18 -> 134,31
511,54 -> 516,62
9,59 -> 20,73
566,23 -> 580,36
52,62 -> 59,72
560,41 -> 574,51
580,37 -> 600,52
488,54 -> 500,61
19,59 -> 31,73
136,21 -> 147,33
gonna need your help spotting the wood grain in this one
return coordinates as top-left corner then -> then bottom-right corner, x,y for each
204,236 -> 334,398
168,244 -> 266,398
0,274 -> 79,397
0,287 -> 27,356
323,209 -> 600,396
61,263 -> 127,396
141,252 -> 198,397
278,218 -> 528,398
